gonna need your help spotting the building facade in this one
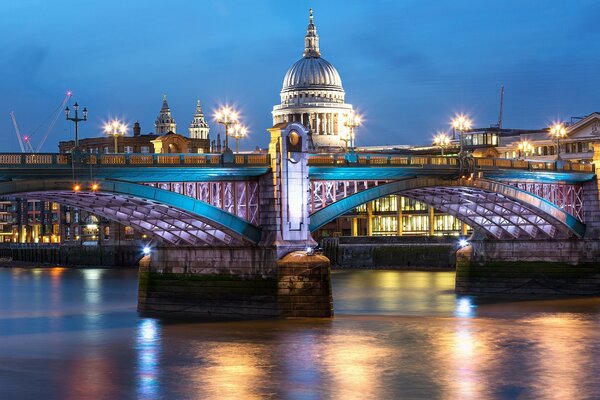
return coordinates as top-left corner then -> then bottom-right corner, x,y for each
14,96 -> 213,244
272,9 -> 354,151
59,96 -> 211,154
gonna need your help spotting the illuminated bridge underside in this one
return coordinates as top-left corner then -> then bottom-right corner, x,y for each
309,178 -> 586,240
0,179 -> 262,246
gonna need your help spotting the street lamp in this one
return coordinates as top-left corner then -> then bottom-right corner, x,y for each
104,120 -> 127,153
549,122 -> 567,160
433,132 -> 451,156
214,106 -> 239,152
344,111 -> 362,149
517,141 -> 533,159
230,124 -> 248,153
65,102 -> 88,150
451,114 -> 473,155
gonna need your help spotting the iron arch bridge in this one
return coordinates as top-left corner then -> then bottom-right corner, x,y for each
308,177 -> 586,240
0,179 -> 262,246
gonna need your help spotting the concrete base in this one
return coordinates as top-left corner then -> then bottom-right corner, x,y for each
456,240 -> 600,296
138,247 -> 333,319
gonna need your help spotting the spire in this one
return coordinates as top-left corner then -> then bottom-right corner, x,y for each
155,94 -> 176,134
303,8 -> 320,58
189,99 -> 210,139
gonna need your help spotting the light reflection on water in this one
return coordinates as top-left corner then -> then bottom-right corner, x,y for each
1,268 -> 600,399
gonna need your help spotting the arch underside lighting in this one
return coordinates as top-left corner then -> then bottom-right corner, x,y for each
0,179 -> 262,246
24,191 -> 247,246
402,187 -> 570,240
309,178 -> 586,240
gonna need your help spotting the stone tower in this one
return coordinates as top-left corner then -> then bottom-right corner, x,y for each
188,100 -> 210,140
155,95 -> 177,134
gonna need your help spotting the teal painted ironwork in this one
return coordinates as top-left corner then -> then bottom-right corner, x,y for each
308,177 -> 586,238
0,178 -> 262,244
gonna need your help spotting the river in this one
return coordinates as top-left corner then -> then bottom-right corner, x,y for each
1,267 -> 600,399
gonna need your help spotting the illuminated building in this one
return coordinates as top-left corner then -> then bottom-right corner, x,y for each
273,9 -> 354,151
313,194 -> 469,240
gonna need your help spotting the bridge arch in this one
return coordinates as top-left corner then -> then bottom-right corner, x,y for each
0,179 -> 262,246
309,177 -> 586,240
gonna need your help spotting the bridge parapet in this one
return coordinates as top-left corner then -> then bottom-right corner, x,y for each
308,152 -> 594,173
0,152 -> 271,167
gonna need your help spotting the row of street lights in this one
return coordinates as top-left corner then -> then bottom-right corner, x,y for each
65,101 -> 364,154
432,116 -> 569,161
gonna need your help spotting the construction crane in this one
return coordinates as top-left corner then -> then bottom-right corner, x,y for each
9,91 -> 72,153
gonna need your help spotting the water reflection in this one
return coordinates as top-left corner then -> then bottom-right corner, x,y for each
455,296 -> 477,318
137,318 -> 161,400
1,268 -> 600,399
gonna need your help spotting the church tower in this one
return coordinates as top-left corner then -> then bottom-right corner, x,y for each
188,100 -> 210,140
155,95 -> 177,134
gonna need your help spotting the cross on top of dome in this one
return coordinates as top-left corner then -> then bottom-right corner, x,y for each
304,8 -> 320,58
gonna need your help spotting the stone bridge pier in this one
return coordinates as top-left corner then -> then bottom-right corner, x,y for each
138,123 -> 333,319
456,150 -> 600,296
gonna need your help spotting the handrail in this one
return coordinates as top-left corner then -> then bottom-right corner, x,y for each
0,152 -> 271,167
306,153 -> 595,173
0,152 -> 592,172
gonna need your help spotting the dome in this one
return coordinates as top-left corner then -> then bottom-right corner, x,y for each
282,56 -> 343,93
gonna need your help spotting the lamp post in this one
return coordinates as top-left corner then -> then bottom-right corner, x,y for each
549,122 -> 567,160
230,124 -> 248,153
451,114 -> 473,155
344,111 -> 362,149
104,120 -> 127,153
65,102 -> 88,150
517,140 -> 532,159
433,132 -> 451,156
215,106 -> 239,152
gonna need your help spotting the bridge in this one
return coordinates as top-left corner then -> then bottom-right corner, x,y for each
2,123 -> 600,318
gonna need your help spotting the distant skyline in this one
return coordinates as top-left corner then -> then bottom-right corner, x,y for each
2,0 -> 600,152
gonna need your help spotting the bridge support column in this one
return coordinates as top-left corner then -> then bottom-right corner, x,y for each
456,240 -> 600,296
138,122 -> 332,320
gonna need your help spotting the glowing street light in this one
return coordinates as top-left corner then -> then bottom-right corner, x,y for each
65,102 -> 88,149
549,122 -> 567,160
451,114 -> 473,155
104,120 -> 127,153
344,111 -> 362,149
230,124 -> 248,153
517,141 -> 533,159
214,106 -> 239,152
433,132 -> 451,156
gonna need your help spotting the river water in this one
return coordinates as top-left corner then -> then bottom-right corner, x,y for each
1,267 -> 600,399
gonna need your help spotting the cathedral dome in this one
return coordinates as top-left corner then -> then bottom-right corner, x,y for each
282,56 -> 343,93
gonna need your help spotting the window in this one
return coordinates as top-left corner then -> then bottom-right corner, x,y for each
104,226 -> 110,240
124,226 -> 134,240
103,146 -> 110,154
140,146 -> 150,153
124,146 -> 134,153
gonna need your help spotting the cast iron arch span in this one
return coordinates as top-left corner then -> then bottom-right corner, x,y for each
309,177 -> 586,240
0,179 -> 261,246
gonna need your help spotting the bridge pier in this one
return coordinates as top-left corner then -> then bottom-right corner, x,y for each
456,240 -> 600,296
138,123 -> 333,319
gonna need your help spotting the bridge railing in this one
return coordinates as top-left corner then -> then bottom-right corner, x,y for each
0,153 -> 271,167
308,153 -> 594,173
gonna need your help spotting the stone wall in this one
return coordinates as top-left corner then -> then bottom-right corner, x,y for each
456,240 -> 600,295
322,236 -> 457,270
0,245 -> 143,267
138,248 -> 333,319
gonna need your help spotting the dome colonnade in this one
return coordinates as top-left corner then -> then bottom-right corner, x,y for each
272,9 -> 354,151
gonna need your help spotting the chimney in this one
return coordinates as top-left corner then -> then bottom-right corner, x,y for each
133,121 -> 141,136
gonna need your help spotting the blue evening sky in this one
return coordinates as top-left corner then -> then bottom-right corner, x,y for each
2,0 -> 599,152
